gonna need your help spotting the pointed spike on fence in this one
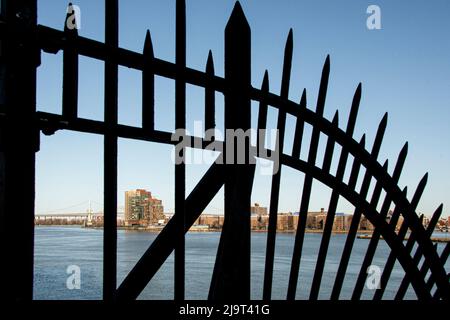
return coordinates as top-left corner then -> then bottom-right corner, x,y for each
429,204 -> 444,229
226,1 -> 250,31
390,141 -> 409,182
315,55 -> 330,115
143,30 -> 154,57
287,28 -> 293,43
262,70 -> 269,91
320,55 -> 331,85
376,113 -> 388,138
324,54 -> 330,73
410,173 -> 428,208
436,203 -> 444,216
420,172 -> 429,188
284,29 -> 293,59
346,83 -> 362,134
371,112 -> 388,156
360,134 -> 366,146
299,88 -> 307,108
64,2 -> 79,34
400,142 -> 408,160
205,50 -> 216,132
206,50 -> 215,74
380,112 -> 388,130
280,28 -> 294,98
332,110 -> 339,125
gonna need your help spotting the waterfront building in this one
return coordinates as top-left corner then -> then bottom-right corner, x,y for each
333,213 -> 352,231
250,203 -> 268,216
125,189 -> 164,227
359,216 -> 375,231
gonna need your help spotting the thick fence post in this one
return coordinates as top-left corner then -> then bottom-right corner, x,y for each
62,3 -> 78,120
103,0 -> 119,301
209,2 -> 254,301
0,0 -> 39,301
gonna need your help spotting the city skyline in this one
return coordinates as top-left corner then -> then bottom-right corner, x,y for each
35,0 -> 450,218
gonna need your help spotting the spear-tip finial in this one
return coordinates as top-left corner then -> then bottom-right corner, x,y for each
261,70 -> 269,91
206,50 -> 215,74
226,1 -> 250,31
144,30 -> 154,57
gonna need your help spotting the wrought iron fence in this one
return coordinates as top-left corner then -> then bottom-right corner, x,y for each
0,0 -> 448,302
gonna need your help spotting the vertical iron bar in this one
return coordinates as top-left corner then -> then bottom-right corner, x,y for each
263,29 -> 292,300
395,204 -> 443,299
0,0 -> 38,302
351,161 -> 389,300
347,135 -> 366,192
209,2 -> 253,301
321,111 -> 339,174
103,0 -> 118,301
256,71 -> 269,155
175,0 -> 186,301
62,3 -> 78,120
330,113 -> 388,300
287,55 -> 330,300
373,173 -> 428,300
291,89 -> 306,159
142,30 -> 154,131
310,84 -> 361,300
351,143 -> 408,299
205,50 -> 215,132
430,242 -> 450,299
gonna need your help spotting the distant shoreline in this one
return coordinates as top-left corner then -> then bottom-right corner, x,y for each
34,225 -> 450,239
35,225 -> 380,234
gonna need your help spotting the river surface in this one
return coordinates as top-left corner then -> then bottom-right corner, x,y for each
33,226 -> 449,300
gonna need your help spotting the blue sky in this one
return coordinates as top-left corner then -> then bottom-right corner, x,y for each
36,0 -> 450,218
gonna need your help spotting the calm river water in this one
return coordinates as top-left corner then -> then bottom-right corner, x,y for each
33,226 -> 449,300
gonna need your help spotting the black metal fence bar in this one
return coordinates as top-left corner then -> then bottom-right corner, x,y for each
103,0 -> 119,301
351,160 -> 388,299
0,0 -> 38,302
142,30 -> 155,131
347,135 -> 365,191
287,56 -> 330,300
205,51 -> 215,132
330,114 -> 387,299
351,143 -> 408,299
291,90 -> 307,159
256,71 -> 269,155
373,174 -> 428,300
263,30 -> 292,300
280,155 -> 432,299
209,3 -> 253,301
430,242 -> 450,299
395,204 -> 443,299
62,7 -> 78,120
174,0 -> 187,301
309,84 -> 361,300
321,111 -> 338,174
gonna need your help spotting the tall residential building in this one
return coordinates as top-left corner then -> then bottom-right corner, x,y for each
125,189 -> 164,226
